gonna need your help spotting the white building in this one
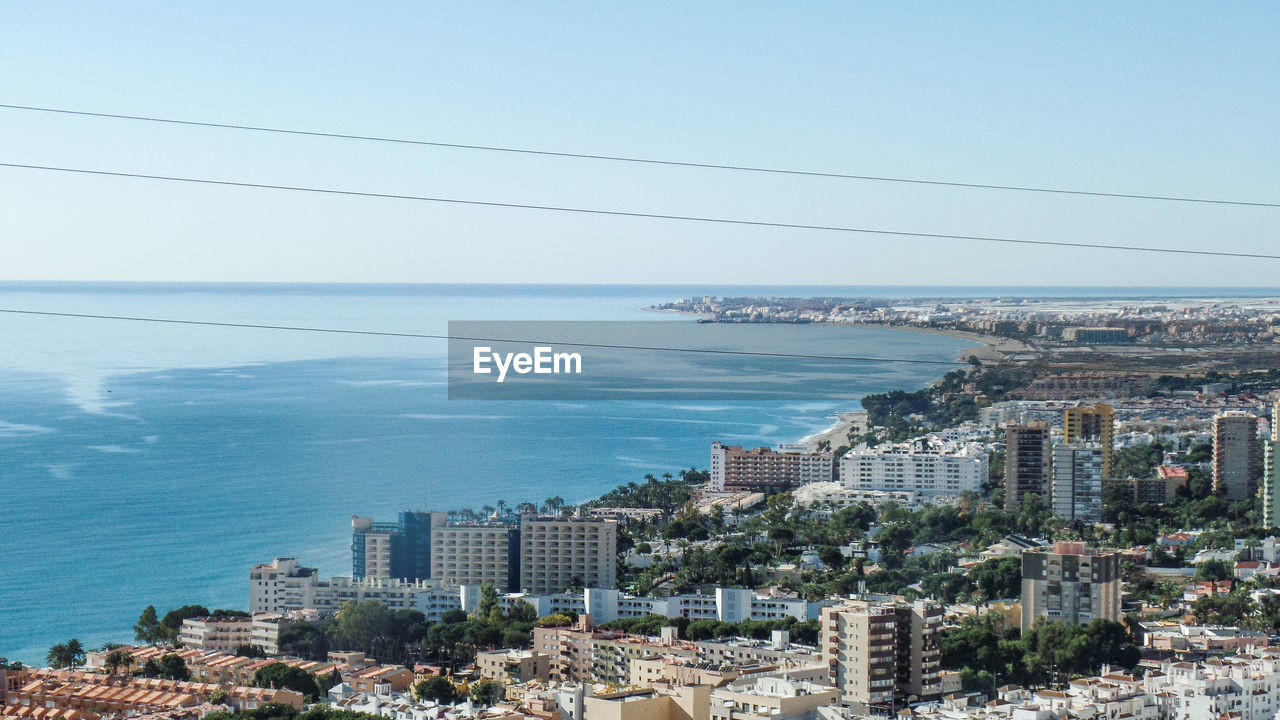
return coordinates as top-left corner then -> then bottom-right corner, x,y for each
177,616 -> 253,652
838,439 -> 987,500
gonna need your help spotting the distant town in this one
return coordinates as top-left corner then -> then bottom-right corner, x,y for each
11,296 -> 1280,720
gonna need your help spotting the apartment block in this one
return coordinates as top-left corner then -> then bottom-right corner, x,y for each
1265,401 -> 1280,527
430,523 -> 520,591
1051,443 -> 1103,524
819,597 -> 942,712
710,441 -> 833,492
1213,410 -> 1261,500
249,557 -> 320,614
476,649 -> 551,685
178,616 -> 253,653
1021,541 -> 1121,631
532,615 -> 693,684
1004,422 -> 1051,513
519,515 -> 617,594
351,511 -> 442,581
1064,403 -> 1115,478
838,438 -> 987,501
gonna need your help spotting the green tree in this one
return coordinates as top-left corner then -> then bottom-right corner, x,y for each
1195,559 -> 1233,582
103,649 -> 134,675
969,557 -> 1022,601
415,676 -> 457,704
135,605 -> 164,645
254,662 -> 321,700
469,680 -> 504,706
159,605 -> 212,641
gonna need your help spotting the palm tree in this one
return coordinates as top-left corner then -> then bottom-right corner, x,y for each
65,639 -> 85,669
47,643 -> 69,669
104,650 -> 134,675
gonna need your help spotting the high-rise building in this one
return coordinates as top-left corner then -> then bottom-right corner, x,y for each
1004,422 -> 1051,513
1051,443 -> 1104,524
431,523 -> 521,592
820,597 -> 942,712
1264,402 -> 1280,528
710,441 -> 833,492
1213,411 -> 1261,501
519,515 -> 617,594
1064,404 -> 1115,478
1021,541 -> 1121,631
351,511 -> 443,581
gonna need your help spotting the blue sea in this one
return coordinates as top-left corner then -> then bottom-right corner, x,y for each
0,283 -> 1273,664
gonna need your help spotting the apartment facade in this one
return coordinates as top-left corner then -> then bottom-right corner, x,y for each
1050,443 -> 1103,524
1064,403 -> 1115,478
476,649 -> 551,684
710,441 -> 833,492
1021,541 -> 1122,631
519,515 -> 617,594
178,616 -> 253,652
838,439 -> 987,501
1004,422 -> 1052,513
351,511 -> 442,581
1213,410 -> 1260,500
819,597 -> 942,712
430,523 -> 520,591
1265,401 -> 1280,527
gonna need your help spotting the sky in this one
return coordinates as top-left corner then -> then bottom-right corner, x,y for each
1,3 -> 1278,286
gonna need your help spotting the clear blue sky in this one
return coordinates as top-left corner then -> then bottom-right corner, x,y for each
2,3 -> 1277,285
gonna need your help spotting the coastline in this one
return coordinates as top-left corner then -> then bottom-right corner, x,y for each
784,325 -> 1034,451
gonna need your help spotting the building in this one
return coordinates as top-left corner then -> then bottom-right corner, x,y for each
709,672 -> 839,720
819,597 -> 942,713
250,613 -> 287,655
0,668 -> 304,718
837,439 -> 987,501
1050,443 -> 1103,524
1004,422 -> 1052,513
476,649 -> 551,685
1106,466 -> 1188,507
430,522 -> 520,591
532,615 -> 695,685
1021,541 -> 1122,631
177,616 -> 253,653
1213,410 -> 1260,500
519,515 -> 617,594
1064,404 -> 1115,478
249,557 -> 320,615
1265,401 -> 1280,527
710,442 -> 833,492
1061,327 -> 1130,343
351,511 -> 442,581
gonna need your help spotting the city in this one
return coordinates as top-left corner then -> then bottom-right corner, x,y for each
10,349 -> 1280,720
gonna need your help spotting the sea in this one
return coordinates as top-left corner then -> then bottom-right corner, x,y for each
1,283 -> 1275,664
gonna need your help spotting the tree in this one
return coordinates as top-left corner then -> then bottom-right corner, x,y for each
135,605 -> 164,645
140,654 -> 190,681
103,649 -> 134,675
969,557 -> 1022,602
46,643 -> 71,669
415,676 -> 457,704
469,680 -> 504,706
1195,558 -> 1233,582
254,662 -> 320,700
160,605 -> 212,641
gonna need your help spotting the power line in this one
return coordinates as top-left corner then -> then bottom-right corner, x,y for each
3,161 -> 1278,261
2,102 -> 1275,210
0,308 -> 976,366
